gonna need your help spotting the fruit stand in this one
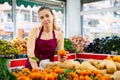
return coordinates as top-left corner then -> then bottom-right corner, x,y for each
9,53 -> 115,69
9,53 -> 76,69
10,53 -> 120,80
1,37 -> 120,80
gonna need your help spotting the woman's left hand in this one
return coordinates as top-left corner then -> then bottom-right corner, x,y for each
59,55 -> 68,62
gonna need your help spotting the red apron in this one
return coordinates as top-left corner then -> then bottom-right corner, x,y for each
25,27 -> 57,69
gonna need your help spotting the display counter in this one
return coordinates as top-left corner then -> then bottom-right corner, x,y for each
9,53 -> 76,69
76,53 -> 114,60
9,53 -> 115,69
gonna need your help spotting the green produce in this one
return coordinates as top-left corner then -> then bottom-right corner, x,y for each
0,40 -> 19,55
0,58 -> 16,80
64,38 -> 75,53
84,36 -> 120,55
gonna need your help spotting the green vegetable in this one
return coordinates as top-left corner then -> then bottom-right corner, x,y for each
58,73 -> 66,80
0,58 -> 16,80
64,68 -> 72,73
31,57 -> 40,62
64,38 -> 75,53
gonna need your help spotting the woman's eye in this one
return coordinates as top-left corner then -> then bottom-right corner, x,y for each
46,14 -> 49,18
40,17 -> 44,19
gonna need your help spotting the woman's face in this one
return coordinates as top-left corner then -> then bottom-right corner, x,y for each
39,9 -> 54,27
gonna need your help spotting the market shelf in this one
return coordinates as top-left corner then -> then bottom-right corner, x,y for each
9,53 -> 76,69
76,53 -> 114,60
9,53 -> 116,69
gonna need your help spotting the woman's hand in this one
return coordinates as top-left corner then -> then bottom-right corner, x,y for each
59,55 -> 68,62
59,51 -> 69,62
57,50 -> 69,62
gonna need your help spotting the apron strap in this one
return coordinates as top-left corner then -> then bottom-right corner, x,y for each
53,30 -> 56,39
38,27 -> 43,39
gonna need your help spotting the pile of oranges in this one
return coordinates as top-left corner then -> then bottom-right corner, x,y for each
12,66 -> 112,80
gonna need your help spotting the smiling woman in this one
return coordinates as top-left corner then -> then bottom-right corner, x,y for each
25,6 -> 65,69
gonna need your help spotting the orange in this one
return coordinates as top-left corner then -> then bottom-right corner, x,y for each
69,72 -> 78,79
22,68 -> 30,73
79,75 -> 84,80
84,75 -> 91,80
58,49 -> 67,56
93,70 -> 101,75
31,68 -> 40,72
46,73 -> 54,80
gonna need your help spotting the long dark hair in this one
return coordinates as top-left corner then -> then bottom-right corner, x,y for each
38,6 -> 57,30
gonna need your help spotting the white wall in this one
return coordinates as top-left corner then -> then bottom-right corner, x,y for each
66,0 -> 81,38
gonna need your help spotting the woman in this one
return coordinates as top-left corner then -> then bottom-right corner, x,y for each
25,6 -> 65,69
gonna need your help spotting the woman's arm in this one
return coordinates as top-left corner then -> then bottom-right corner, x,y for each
57,31 -> 65,61
27,27 -> 39,68
57,31 -> 64,50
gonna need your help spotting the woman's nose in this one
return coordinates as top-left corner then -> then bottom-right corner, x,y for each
43,17 -> 47,21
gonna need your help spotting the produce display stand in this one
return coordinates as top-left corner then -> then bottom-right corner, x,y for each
9,53 -> 114,69
76,53 -> 114,60
9,53 -> 76,69
9,58 -> 27,69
